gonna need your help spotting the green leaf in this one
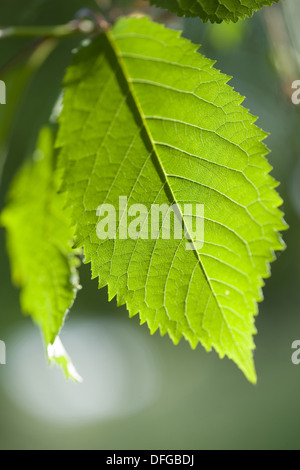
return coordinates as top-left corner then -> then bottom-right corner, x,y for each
56,17 -> 286,383
2,127 -> 81,381
150,0 -> 279,23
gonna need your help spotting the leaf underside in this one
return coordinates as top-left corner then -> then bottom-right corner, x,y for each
150,0 -> 280,22
2,128 -> 81,380
57,17 -> 286,383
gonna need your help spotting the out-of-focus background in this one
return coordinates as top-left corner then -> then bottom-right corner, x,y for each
0,0 -> 300,450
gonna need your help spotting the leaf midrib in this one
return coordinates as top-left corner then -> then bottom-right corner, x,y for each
105,29 -> 226,329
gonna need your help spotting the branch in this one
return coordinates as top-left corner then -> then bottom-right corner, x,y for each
0,17 -> 108,39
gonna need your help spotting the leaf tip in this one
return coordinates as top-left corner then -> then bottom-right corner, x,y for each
47,336 -> 82,383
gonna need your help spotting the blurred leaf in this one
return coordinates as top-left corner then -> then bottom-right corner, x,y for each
1,127 -> 81,380
208,19 -> 246,51
0,39 -> 57,183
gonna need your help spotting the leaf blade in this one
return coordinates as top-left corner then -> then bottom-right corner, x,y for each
57,17 -> 286,382
2,127 -> 81,380
150,0 -> 280,23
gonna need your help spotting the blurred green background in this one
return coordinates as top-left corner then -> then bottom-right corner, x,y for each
1,0 -> 300,450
